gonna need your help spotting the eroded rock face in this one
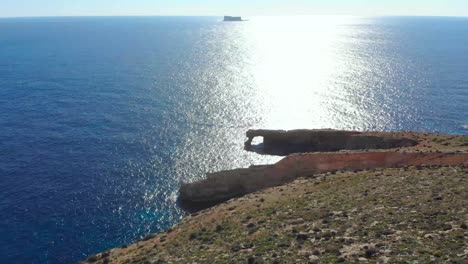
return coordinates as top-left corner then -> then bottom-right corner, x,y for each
244,129 -> 418,155
179,166 -> 279,211
179,151 -> 468,209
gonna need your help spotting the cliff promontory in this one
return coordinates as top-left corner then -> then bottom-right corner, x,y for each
180,130 -> 466,208
82,130 -> 467,264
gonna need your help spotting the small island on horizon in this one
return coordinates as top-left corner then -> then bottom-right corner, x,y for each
223,16 -> 243,22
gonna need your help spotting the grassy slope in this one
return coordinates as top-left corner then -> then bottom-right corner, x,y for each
82,134 -> 468,264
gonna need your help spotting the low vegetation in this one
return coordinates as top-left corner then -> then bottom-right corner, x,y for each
83,165 -> 467,263
81,133 -> 467,264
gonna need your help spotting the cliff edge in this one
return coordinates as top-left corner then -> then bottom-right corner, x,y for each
180,130 -> 467,209
81,131 -> 467,264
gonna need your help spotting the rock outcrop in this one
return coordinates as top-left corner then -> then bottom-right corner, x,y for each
84,131 -> 467,263
179,151 -> 468,208
223,16 -> 243,21
244,129 -> 418,155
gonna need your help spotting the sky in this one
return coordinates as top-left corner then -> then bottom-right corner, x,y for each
1,0 -> 468,18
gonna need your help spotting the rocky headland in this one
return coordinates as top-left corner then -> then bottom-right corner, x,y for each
243,129 -> 418,155
180,130 -> 466,209
82,130 -> 467,264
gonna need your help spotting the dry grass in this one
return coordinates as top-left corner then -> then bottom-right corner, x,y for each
81,132 -> 467,264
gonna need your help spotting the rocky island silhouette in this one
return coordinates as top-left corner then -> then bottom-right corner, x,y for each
223,16 -> 243,21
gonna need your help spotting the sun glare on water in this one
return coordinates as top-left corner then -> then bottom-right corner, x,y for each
175,16 -> 379,181
240,16 -> 365,130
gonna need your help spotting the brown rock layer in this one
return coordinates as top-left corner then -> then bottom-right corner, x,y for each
180,151 -> 468,207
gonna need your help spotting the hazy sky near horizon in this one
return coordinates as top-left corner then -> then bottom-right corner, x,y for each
1,0 -> 467,17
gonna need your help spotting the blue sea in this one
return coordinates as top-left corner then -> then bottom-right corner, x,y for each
0,16 -> 467,263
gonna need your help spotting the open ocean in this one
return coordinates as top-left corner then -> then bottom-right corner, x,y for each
0,16 -> 467,263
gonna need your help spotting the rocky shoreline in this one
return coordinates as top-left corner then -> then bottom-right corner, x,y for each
81,130 -> 467,264
180,130 -> 466,210
180,151 -> 467,209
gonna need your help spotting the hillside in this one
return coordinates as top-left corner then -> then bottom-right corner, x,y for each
81,132 -> 467,264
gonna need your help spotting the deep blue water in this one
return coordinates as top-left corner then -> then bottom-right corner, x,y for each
0,16 -> 467,263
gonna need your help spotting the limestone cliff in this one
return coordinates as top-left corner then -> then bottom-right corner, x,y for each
81,131 -> 468,264
180,130 -> 467,208
244,129 -> 417,155
179,151 -> 468,207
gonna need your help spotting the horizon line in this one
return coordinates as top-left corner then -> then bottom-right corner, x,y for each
1,14 -> 468,19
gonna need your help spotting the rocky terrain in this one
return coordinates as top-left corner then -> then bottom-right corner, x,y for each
244,129 -> 418,155
81,131 -> 467,264
180,131 -> 467,207
180,151 -> 467,207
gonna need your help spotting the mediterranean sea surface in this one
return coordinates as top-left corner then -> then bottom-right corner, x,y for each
0,16 -> 467,263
